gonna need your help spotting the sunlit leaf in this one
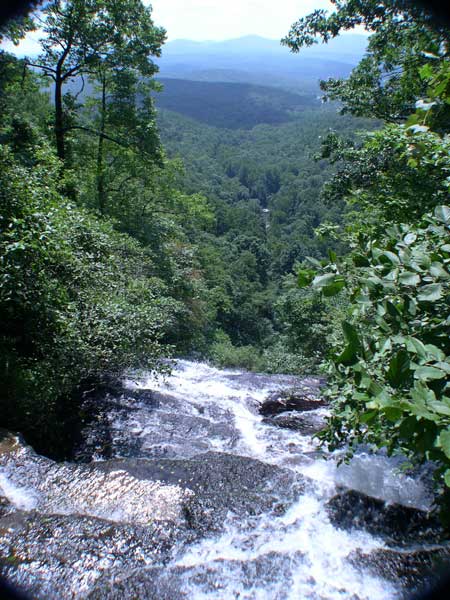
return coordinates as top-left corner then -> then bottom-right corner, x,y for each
418,283 -> 443,301
399,271 -> 420,286
414,365 -> 446,380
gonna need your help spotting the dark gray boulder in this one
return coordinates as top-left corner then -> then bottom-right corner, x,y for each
259,389 -> 327,416
349,545 -> 450,594
326,488 -> 445,546
263,411 -> 326,435
0,511 -> 192,600
87,568 -> 188,600
0,495 -> 12,519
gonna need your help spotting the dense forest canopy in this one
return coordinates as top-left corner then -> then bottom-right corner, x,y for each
0,0 -> 449,506
0,0 -> 212,453
153,78 -> 319,129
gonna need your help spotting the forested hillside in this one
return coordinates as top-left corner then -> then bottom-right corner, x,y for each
155,104 -> 375,369
154,78 -> 318,128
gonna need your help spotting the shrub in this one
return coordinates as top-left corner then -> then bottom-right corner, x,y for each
0,139 -> 178,453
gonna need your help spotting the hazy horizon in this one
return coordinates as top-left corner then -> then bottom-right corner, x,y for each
2,0 -> 367,57
150,0 -> 335,41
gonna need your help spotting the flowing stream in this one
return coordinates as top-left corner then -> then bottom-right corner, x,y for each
0,360 -> 446,599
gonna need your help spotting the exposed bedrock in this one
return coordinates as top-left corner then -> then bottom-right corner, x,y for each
262,410 -> 326,435
259,388 -> 327,416
349,546 -> 450,596
1,431 -> 306,599
326,487 -> 450,595
325,488 -> 445,546
86,551 -> 305,600
0,511 -> 189,600
97,451 -> 306,531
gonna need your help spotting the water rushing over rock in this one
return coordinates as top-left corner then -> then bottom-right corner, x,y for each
0,360 -> 448,599
0,432 -> 192,525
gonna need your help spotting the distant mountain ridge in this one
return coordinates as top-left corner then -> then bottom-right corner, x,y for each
163,34 -> 368,60
157,34 -> 368,91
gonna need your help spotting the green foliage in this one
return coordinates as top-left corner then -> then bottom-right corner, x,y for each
158,106 -> 371,278
155,78 -> 318,129
0,37 -> 219,453
209,331 -> 313,376
284,2 -> 450,502
28,0 -> 166,160
0,130 -> 178,453
209,331 -> 263,371
259,341 -> 315,376
314,206 -> 450,489
319,124 -> 450,235
0,52 -> 52,131
283,0 -> 450,124
283,0 -> 450,122
156,104 -> 373,355
0,5 -> 36,44
276,271 -> 346,363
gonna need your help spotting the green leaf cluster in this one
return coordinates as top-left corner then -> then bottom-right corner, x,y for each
314,206 -> 450,487
283,0 -> 450,125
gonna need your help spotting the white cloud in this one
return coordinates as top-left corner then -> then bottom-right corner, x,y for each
147,0 -> 335,41
2,30 -> 42,57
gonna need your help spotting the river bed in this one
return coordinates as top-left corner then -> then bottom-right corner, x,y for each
0,360 -> 447,599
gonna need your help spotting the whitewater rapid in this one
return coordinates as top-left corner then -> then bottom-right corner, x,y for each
0,360 -> 439,599
122,360 -> 431,599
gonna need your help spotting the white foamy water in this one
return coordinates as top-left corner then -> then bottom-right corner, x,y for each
0,472 -> 38,511
121,360 -> 435,599
127,361 -> 269,457
125,360 -> 320,460
176,491 -> 394,600
0,361 -> 436,599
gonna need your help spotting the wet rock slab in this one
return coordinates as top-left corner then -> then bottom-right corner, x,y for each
75,388 -> 237,462
259,388 -> 327,417
1,431 -> 306,599
0,511 -> 190,600
263,410 -> 326,435
87,568 -> 187,600
0,432 -> 195,526
0,495 -> 12,519
349,545 -> 450,595
98,451 -> 306,531
87,551 -> 305,600
326,488 -> 445,546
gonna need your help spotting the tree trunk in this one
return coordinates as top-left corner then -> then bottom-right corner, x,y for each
54,69 -> 65,161
97,75 -> 107,215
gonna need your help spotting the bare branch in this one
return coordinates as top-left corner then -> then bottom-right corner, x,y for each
26,62 -> 56,74
63,124 -> 133,151
73,74 -> 86,101
61,63 -> 82,80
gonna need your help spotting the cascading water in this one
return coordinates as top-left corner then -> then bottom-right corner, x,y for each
0,360 -> 445,600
